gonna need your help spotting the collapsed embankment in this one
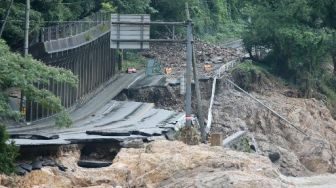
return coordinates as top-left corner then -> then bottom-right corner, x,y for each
115,65 -> 336,177
212,78 -> 336,176
1,140 -> 293,188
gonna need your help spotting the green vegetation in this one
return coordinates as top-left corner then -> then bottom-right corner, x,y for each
0,124 -> 18,175
231,61 -> 273,92
241,0 -> 336,117
231,137 -> 252,153
1,0 -> 246,47
0,39 -> 77,127
84,33 -> 92,41
122,51 -> 147,71
0,0 -> 101,48
150,0 -> 245,41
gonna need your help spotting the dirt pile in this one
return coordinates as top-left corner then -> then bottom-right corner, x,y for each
212,79 -> 336,176
1,140 -> 294,188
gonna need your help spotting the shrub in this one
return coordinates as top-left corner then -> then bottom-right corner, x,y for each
0,124 -> 18,175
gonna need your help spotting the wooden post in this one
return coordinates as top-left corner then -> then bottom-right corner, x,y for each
210,133 -> 223,146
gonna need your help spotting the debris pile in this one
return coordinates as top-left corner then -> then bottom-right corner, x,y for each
0,140 -> 293,188
212,79 -> 336,176
141,41 -> 244,78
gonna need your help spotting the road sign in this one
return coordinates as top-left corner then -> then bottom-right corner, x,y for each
110,14 -> 150,49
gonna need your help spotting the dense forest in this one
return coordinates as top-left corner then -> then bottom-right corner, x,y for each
0,0 -> 245,48
0,0 -> 336,174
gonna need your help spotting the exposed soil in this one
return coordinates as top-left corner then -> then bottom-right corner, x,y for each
0,140 -> 294,188
2,140 -> 336,188
211,77 -> 336,177
115,72 -> 336,177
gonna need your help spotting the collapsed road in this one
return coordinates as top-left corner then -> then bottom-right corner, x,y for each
6,71 -> 184,147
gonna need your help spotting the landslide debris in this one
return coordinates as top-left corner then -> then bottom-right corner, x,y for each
121,39 -> 336,178
0,140 -> 293,188
142,41 -> 244,78
212,76 -> 336,176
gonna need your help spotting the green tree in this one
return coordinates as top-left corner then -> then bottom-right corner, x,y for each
0,39 -> 77,127
242,0 -> 329,76
0,124 -> 18,175
0,0 -> 101,48
107,0 -> 153,14
312,0 -> 336,74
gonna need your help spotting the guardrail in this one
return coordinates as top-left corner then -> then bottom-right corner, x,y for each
30,12 -> 110,46
206,60 -> 241,133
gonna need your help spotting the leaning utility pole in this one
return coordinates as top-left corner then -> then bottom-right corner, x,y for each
185,3 -> 193,126
0,0 -> 14,38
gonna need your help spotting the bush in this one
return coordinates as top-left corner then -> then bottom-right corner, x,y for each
0,124 -> 18,175
231,61 -> 273,92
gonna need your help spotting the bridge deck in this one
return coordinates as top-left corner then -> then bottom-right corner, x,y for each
8,72 -> 183,146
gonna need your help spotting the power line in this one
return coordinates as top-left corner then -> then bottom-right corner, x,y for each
225,78 -> 308,137
55,0 -> 93,5
31,0 -> 92,5
0,20 -> 109,23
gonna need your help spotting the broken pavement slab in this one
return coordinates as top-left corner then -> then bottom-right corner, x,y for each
10,100 -> 183,146
10,134 -> 59,140
86,130 -> 131,137
12,139 -> 70,146
31,160 -> 43,170
77,160 -> 112,168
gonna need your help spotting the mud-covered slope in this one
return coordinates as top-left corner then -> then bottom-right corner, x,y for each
212,79 -> 336,176
0,140 -> 292,188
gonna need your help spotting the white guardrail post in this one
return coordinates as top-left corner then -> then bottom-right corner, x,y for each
206,60 -> 239,133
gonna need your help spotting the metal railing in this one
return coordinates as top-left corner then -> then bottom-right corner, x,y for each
30,12 -> 110,46
26,12 -> 119,123
206,60 -> 242,133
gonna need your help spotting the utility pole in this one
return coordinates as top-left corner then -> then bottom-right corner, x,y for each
24,0 -> 30,56
192,46 -> 206,142
21,0 -> 30,119
0,0 -> 14,38
185,3 -> 193,127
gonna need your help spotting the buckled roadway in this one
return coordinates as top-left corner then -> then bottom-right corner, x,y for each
7,71 -> 184,146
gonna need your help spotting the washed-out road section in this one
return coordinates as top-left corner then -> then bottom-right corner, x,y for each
7,71 -> 183,146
